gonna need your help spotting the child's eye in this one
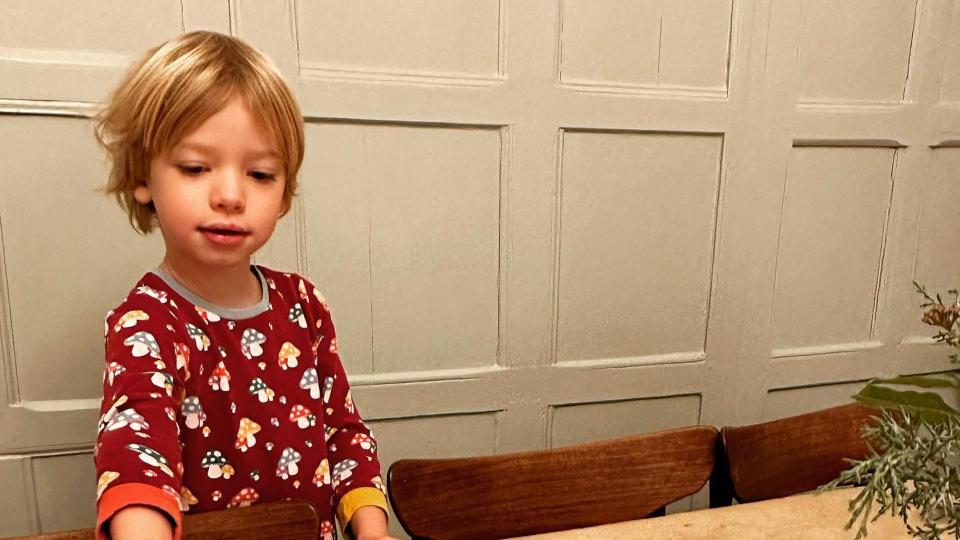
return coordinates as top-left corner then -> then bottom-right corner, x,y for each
250,171 -> 276,182
177,165 -> 205,175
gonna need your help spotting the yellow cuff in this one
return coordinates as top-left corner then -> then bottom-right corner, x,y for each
336,486 -> 389,535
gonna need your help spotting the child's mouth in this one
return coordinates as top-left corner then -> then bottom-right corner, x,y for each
198,226 -> 249,245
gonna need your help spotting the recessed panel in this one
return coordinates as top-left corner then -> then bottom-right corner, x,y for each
940,1 -> 960,102
33,453 -> 96,532
0,1 -> 182,101
302,123 -> 501,374
560,0 -> 731,89
550,394 -> 701,448
0,116 -> 164,402
772,147 -> 893,350
912,148 -> 960,338
763,382 -> 864,421
797,0 -> 916,102
557,132 -> 721,362
368,412 -> 498,539
0,458 -> 33,536
296,0 -> 501,77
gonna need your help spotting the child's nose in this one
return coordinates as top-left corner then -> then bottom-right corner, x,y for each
212,172 -> 245,212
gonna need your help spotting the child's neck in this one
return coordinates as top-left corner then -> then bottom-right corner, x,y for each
159,257 -> 262,310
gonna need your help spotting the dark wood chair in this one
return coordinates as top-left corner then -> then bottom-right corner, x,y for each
711,402 -> 878,506
3,499 -> 319,540
388,425 -> 718,540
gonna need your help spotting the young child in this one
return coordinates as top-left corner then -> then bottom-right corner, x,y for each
93,31 -> 393,540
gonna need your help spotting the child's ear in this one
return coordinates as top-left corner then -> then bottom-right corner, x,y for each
133,183 -> 152,205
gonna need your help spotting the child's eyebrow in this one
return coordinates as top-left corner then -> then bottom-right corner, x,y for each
174,141 -> 280,160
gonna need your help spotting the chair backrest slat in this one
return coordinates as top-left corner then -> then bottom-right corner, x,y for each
388,425 -> 718,540
2,500 -> 319,540
720,403 -> 877,503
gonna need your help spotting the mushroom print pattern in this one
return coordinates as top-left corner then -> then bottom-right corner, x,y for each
312,458 -> 331,487
114,310 -> 149,332
276,447 -> 302,480
95,268 -> 387,533
277,341 -> 300,370
300,368 -> 320,399
248,378 -> 275,403
181,396 -> 206,429
126,444 -> 174,477
235,418 -> 261,452
240,328 -> 267,359
180,486 -> 199,511
227,487 -> 260,508
186,323 -> 210,351
331,459 -> 358,490
288,304 -> 306,328
200,450 -> 232,479
208,360 -> 231,391
124,331 -> 160,358
320,521 -> 334,540
104,409 -> 150,432
289,404 -> 316,428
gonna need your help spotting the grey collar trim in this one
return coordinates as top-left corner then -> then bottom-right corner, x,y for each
151,265 -> 270,320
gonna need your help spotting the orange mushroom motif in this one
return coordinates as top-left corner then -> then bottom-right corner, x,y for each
278,342 -> 301,370
235,418 -> 261,452
312,458 -> 331,487
194,305 -> 221,323
114,310 -> 149,333
180,486 -> 199,511
173,343 -> 191,380
227,487 -> 260,508
289,404 -> 317,429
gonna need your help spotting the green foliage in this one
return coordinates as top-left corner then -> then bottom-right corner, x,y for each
821,283 -> 960,539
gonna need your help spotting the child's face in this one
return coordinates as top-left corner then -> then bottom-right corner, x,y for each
135,96 -> 287,272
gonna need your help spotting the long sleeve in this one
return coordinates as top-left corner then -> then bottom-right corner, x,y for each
95,296 -> 189,540
300,278 -> 388,532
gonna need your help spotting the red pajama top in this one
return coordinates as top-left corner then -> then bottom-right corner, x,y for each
94,265 -> 387,540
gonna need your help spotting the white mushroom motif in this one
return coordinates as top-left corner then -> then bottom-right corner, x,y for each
248,378 -> 275,403
181,396 -> 206,429
105,408 -> 150,432
124,331 -> 160,358
331,459 -> 358,489
288,304 -> 307,328
174,342 -> 190,375
241,328 -> 267,359
136,285 -> 168,303
126,443 -> 173,477
322,376 -> 334,404
201,449 -> 231,479
97,395 -> 128,433
300,368 -> 320,399
186,323 -> 210,351
276,447 -> 302,479
105,361 -> 126,386
150,371 -> 175,397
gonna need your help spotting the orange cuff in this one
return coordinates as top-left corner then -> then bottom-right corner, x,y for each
336,487 -> 389,537
97,483 -> 182,540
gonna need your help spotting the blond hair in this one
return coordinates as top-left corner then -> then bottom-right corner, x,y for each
94,31 -> 304,234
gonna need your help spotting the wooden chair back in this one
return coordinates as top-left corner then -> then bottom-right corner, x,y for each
716,403 -> 878,504
388,425 -> 719,540
2,499 -> 319,540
